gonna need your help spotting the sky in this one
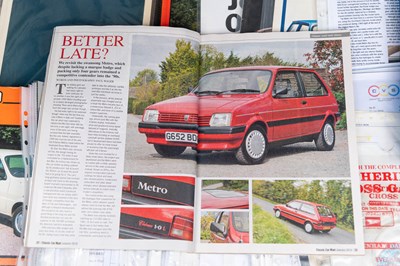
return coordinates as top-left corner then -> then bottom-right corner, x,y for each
129,32 -> 325,81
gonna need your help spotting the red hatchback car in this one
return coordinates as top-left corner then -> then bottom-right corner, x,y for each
138,66 -> 340,164
273,199 -> 337,234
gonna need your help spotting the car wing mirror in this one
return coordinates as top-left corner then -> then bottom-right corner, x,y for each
273,87 -> 288,97
0,170 -> 6,180
188,87 -> 194,93
210,222 -> 226,236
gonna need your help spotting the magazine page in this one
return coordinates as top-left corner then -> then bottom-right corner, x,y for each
324,0 -> 400,66
189,31 -> 363,254
24,26 -> 200,251
349,64 -> 400,264
0,85 -> 24,266
201,0 -> 318,34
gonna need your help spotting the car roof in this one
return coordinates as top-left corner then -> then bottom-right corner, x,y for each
0,149 -> 22,156
292,199 -> 326,207
203,189 -> 247,198
206,65 -> 314,74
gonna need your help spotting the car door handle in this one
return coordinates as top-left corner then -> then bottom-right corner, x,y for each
301,100 -> 307,105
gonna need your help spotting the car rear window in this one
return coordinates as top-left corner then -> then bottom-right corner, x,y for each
232,212 -> 249,232
300,203 -> 316,215
317,206 -> 334,217
300,72 -> 328,97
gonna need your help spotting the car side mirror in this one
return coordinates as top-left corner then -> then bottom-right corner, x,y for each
188,87 -> 194,93
273,87 -> 288,97
0,169 -> 6,180
210,222 -> 226,236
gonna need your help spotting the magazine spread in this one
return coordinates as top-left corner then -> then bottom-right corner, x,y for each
24,26 -> 363,255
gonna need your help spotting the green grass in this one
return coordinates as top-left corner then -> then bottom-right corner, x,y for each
253,204 -> 297,244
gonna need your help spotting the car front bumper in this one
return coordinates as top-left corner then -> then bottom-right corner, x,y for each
138,122 -> 246,151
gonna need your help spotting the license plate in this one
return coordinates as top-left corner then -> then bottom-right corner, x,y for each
322,226 -> 331,230
165,132 -> 198,143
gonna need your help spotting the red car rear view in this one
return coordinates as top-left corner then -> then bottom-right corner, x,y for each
273,199 -> 337,234
120,207 -> 193,240
138,66 -> 340,164
122,175 -> 195,206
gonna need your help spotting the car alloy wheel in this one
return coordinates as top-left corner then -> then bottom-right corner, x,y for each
323,123 -> 334,146
304,222 -> 314,234
315,120 -> 335,151
235,125 -> 267,164
245,130 -> 266,159
12,206 -> 23,237
275,210 -> 281,218
154,144 -> 186,157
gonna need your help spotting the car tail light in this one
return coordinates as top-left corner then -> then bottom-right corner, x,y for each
170,215 -> 193,241
122,175 -> 132,192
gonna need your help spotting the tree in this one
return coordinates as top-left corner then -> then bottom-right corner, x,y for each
304,40 -> 346,129
304,40 -> 344,93
130,69 -> 158,87
170,0 -> 198,32
222,180 -> 248,190
129,69 -> 160,114
269,180 -> 296,203
157,40 -> 200,101
0,126 -> 21,149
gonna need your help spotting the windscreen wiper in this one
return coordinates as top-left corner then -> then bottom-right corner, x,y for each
195,90 -> 221,95
217,89 -> 260,94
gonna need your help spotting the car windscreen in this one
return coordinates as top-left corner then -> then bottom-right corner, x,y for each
317,206 -> 334,217
232,212 -> 249,232
5,155 -> 25,178
194,70 -> 272,95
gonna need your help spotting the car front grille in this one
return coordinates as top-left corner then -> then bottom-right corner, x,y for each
158,113 -> 211,127
158,113 -> 198,124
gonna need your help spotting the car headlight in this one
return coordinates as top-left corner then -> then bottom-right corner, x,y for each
210,113 -> 231,127
143,110 -> 159,122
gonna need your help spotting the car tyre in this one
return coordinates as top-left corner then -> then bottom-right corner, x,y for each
235,125 -> 267,165
315,120 -> 335,151
154,144 -> 186,157
304,222 -> 314,234
12,206 -> 23,237
275,210 -> 281,219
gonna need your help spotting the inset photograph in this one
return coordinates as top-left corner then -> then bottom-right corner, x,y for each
122,174 -> 195,206
201,211 -> 249,243
252,179 -> 355,244
120,207 -> 193,241
201,180 -> 249,209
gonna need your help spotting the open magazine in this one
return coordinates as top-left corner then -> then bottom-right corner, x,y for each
24,26 -> 363,255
